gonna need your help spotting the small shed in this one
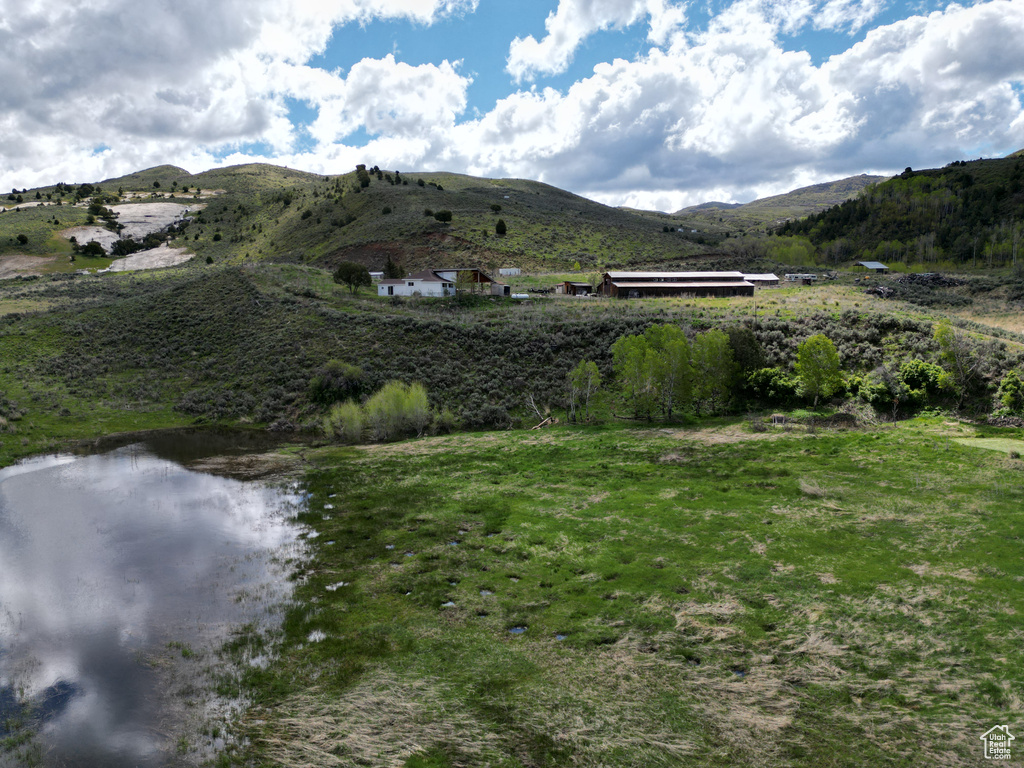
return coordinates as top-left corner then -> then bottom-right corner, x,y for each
857,261 -> 889,273
563,281 -> 591,296
743,273 -> 780,288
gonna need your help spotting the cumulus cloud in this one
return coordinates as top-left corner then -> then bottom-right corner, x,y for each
0,0 -> 476,187
307,55 -> 470,144
506,0 -> 687,81
1,0 -> 1022,212
463,0 -> 1024,209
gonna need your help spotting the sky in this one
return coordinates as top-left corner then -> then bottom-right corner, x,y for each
1,0 -> 1023,211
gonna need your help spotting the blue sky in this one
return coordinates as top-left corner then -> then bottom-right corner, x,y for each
2,0 -> 1023,210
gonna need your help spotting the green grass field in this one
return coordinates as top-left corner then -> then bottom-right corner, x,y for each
215,417 -> 1024,767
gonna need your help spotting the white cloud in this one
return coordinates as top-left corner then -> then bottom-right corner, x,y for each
506,0 -> 687,81
464,0 -> 1024,210
1,0 -> 1022,212
307,55 -> 470,144
0,0 -> 476,187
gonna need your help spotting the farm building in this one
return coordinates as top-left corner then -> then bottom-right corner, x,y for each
856,261 -> 889,273
599,271 -> 755,299
561,281 -> 592,296
433,268 -> 511,296
743,273 -> 781,287
377,268 -> 510,297
377,270 -> 455,297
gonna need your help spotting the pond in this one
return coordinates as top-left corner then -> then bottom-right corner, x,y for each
0,431 -> 308,766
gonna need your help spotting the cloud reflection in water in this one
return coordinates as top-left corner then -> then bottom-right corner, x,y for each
0,442 -> 304,766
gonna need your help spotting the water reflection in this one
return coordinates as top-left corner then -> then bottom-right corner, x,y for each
0,436 -> 305,767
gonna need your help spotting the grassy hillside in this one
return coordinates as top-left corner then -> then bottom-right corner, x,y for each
176,166 -> 715,272
2,246 -> 1024,766
674,175 -> 887,235
4,163 -> 720,275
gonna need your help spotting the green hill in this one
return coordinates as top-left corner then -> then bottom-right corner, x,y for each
674,174 -> 887,234
177,166 -> 714,273
777,154 -> 1024,267
3,162 -> 722,272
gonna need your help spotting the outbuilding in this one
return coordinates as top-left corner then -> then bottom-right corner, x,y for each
743,273 -> 780,288
433,267 -> 511,296
599,271 -> 755,299
562,281 -> 591,296
378,268 -> 510,297
856,261 -> 889,273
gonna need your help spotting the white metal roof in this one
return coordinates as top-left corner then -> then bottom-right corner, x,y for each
611,281 -> 755,289
605,271 -> 746,279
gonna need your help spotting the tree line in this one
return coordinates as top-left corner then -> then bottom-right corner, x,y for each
562,320 -> 1024,424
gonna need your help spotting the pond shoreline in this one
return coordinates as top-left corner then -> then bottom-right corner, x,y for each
0,431 -> 314,767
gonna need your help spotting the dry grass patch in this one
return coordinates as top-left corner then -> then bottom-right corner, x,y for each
259,673 -> 501,767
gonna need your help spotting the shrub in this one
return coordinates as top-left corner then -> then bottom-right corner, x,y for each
324,400 -> 363,443
898,358 -> 946,395
308,360 -> 364,405
363,381 -> 432,441
495,219 -> 507,235
997,369 -> 1024,414
16,234 -> 28,245
432,407 -> 460,434
433,210 -> 452,223
744,367 -> 798,406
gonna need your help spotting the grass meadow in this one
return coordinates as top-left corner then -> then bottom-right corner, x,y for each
220,416 -> 1024,767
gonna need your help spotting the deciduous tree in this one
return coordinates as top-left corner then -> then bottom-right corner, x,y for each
796,333 -> 842,408
691,329 -> 736,414
567,359 -> 601,422
933,320 -> 979,408
333,261 -> 372,295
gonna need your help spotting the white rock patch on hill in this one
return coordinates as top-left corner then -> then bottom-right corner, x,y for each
107,243 -> 193,272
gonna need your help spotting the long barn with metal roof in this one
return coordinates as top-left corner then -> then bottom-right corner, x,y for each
599,271 -> 755,299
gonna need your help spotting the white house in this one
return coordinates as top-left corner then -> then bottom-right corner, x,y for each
377,270 -> 455,297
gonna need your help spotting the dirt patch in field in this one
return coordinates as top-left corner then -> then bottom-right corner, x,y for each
0,253 -> 59,278
664,423 -> 797,444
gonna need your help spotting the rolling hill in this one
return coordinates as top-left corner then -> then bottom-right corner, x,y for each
2,161 -> 896,277
674,174 -> 888,233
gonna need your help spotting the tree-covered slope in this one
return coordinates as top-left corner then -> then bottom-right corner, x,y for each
776,154 -> 1024,266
